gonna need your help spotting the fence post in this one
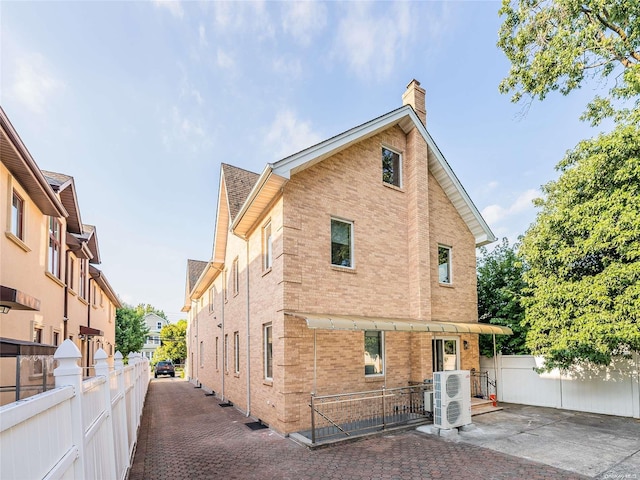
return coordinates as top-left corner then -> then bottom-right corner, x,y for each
381,386 -> 386,430
310,394 -> 316,445
95,348 -> 117,480
113,351 -> 129,474
54,339 -> 86,479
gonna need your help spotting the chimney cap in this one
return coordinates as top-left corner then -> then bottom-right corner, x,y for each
406,79 -> 421,89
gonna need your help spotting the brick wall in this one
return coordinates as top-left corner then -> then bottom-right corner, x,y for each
192,121 -> 482,434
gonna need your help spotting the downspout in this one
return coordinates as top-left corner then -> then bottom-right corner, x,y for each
87,277 -> 92,371
63,250 -> 70,339
245,239 -> 251,417
221,288 -> 225,400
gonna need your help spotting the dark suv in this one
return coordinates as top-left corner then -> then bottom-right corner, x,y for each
154,360 -> 175,378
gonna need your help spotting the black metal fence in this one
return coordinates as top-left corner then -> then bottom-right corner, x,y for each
305,383 -> 433,445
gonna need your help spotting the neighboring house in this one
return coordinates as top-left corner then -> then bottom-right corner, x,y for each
141,312 -> 170,361
0,107 -> 121,405
182,80 -> 509,435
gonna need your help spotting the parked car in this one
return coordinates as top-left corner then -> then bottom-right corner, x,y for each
154,360 -> 175,378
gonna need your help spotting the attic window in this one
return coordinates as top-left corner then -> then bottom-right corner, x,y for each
382,147 -> 401,187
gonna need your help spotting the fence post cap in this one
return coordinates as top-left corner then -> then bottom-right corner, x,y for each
95,348 -> 108,361
54,339 -> 81,359
114,351 -> 123,360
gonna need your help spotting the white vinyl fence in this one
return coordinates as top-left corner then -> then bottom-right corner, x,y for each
481,353 -> 640,418
0,339 -> 149,480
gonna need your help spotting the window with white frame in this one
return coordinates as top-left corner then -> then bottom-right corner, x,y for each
224,334 -> 229,372
11,190 -> 25,240
364,331 -> 384,375
223,268 -> 228,302
209,287 -> 215,313
331,218 -> 354,268
438,245 -> 452,284
234,331 -> 240,374
48,217 -> 62,278
215,337 -> 219,370
232,257 -> 239,296
156,321 -> 162,330
200,341 -> 204,367
382,147 -> 401,187
263,221 -> 273,270
68,257 -> 76,291
79,259 -> 87,299
264,323 -> 273,380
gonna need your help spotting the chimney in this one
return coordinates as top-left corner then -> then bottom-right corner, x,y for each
402,79 -> 426,126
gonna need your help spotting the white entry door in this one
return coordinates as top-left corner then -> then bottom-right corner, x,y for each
432,337 -> 459,371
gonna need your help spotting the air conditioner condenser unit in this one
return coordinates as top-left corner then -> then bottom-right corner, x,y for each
433,370 -> 471,429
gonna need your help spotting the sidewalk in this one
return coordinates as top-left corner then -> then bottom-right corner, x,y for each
128,378 -> 602,480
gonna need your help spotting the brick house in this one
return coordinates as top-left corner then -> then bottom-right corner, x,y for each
182,80 -> 509,435
1,107 -> 120,405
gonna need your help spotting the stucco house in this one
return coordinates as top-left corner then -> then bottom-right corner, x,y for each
141,312 -> 170,361
1,107 -> 120,405
182,80 -> 510,436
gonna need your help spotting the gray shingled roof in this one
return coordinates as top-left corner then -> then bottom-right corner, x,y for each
222,163 -> 259,221
187,259 -> 208,293
41,170 -> 72,190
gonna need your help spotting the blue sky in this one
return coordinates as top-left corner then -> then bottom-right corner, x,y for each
2,1 -> 610,322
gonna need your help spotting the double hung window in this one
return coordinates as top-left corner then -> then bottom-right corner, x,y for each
49,217 -> 61,278
263,221 -> 273,270
11,190 -> 25,240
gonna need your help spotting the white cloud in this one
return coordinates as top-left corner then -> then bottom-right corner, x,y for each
264,109 -> 322,160
481,189 -> 539,226
153,0 -> 184,19
272,56 -> 302,79
199,24 -> 208,47
10,53 -> 64,114
281,1 -> 327,46
217,48 -> 235,70
332,2 -> 454,81
213,1 -> 275,40
162,106 -> 207,152
332,2 -> 415,80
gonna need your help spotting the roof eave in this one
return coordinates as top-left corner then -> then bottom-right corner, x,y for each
231,166 -> 287,239
0,108 -> 68,218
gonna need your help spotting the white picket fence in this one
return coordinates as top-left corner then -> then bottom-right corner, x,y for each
481,353 -> 640,418
0,339 -> 150,480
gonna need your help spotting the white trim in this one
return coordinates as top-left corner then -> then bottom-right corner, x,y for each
270,105 -> 495,247
437,244 -> 453,285
330,217 -> 355,269
263,323 -> 273,380
381,144 -> 403,188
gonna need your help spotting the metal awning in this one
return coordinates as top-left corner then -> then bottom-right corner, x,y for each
79,326 -> 103,337
0,285 -> 41,311
285,312 -> 513,335
0,337 -> 57,357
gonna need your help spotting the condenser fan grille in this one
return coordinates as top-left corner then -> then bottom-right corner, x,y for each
445,373 -> 461,398
446,400 -> 461,424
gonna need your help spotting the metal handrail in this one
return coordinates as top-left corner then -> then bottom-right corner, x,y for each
308,383 -> 433,444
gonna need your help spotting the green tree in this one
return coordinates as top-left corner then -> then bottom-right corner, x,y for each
115,304 -> 149,358
135,303 -> 167,320
520,122 -> 640,370
498,0 -> 640,125
477,238 -> 530,357
152,320 -> 187,364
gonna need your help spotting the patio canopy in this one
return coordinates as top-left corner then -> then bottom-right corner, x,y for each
285,312 -> 513,335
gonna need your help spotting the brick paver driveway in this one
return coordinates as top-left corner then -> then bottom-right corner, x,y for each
129,378 -> 587,480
